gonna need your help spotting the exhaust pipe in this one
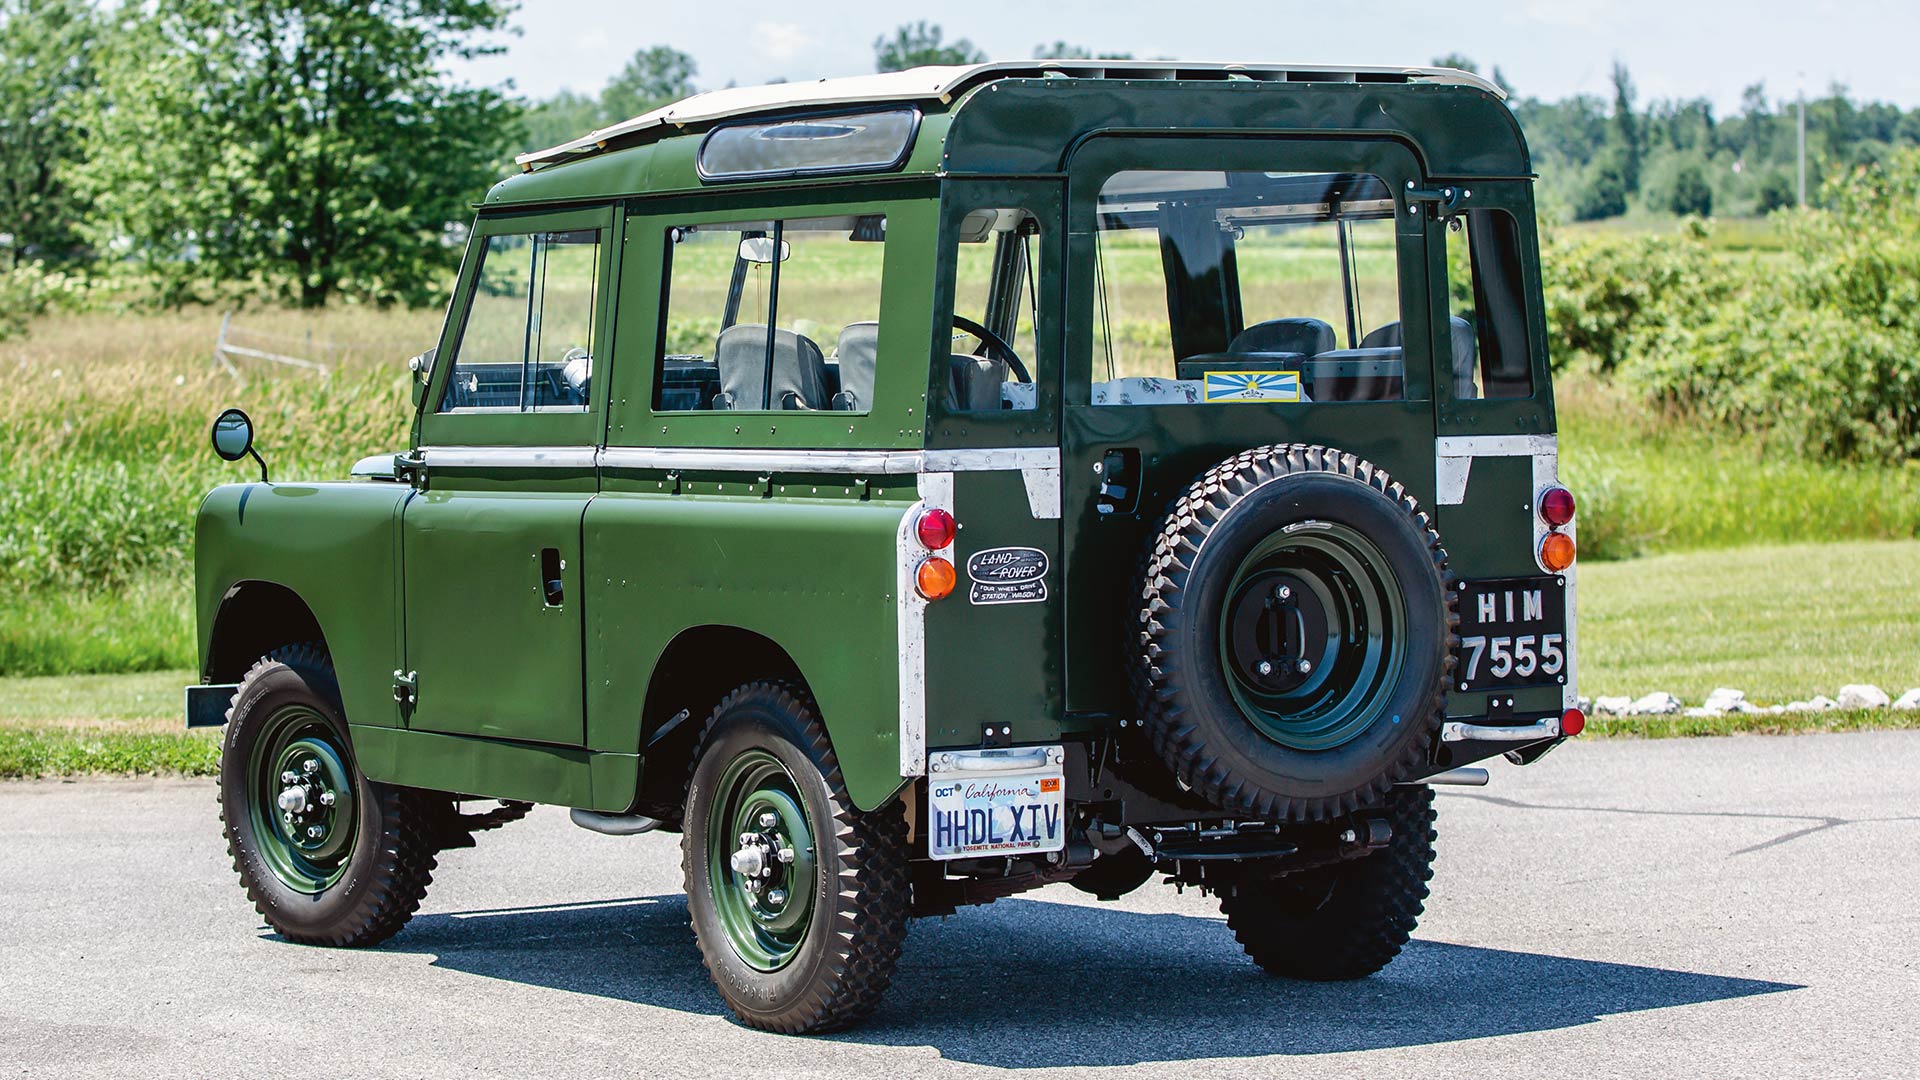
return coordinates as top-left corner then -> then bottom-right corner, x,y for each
1401,767 -> 1489,787
569,808 -> 666,835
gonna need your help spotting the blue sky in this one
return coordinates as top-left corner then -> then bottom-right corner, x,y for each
453,0 -> 1920,113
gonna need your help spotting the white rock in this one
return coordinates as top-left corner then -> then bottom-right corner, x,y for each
1576,695 -> 1593,713
1682,707 -> 1718,718
1764,704 -> 1788,714
1783,700 -> 1815,713
1627,691 -> 1682,716
1593,695 -> 1633,715
1809,695 -> 1840,711
1702,687 -> 1753,713
1894,688 -> 1920,711
1837,684 -> 1891,710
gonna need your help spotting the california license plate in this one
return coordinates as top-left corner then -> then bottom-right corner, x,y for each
926,747 -> 1067,861
1455,575 -> 1569,692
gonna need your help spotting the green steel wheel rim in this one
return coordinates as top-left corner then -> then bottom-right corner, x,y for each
705,748 -> 818,973
1216,520 -> 1409,751
247,704 -> 358,895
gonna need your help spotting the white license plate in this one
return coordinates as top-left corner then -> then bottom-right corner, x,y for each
926,747 -> 1066,861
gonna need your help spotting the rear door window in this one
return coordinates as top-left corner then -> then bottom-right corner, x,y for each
1443,208 -> 1534,400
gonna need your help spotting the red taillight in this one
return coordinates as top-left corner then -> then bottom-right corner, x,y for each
916,556 -> 956,600
1540,486 -> 1576,528
1561,707 -> 1586,737
916,507 -> 956,550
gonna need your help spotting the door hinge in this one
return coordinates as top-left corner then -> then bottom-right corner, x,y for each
393,669 -> 417,711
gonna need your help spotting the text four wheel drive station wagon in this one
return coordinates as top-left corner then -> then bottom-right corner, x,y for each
190,61 -> 1583,1033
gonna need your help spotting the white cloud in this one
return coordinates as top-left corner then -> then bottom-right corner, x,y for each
750,21 -> 819,66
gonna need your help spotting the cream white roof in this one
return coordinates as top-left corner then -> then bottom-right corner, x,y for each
516,61 -> 1503,169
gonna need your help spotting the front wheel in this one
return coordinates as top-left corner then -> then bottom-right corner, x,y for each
218,644 -> 439,946
682,682 -> 910,1033
1218,784 -> 1437,980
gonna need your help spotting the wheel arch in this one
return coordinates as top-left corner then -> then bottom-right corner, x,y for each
204,579 -> 327,684
632,624 -> 808,816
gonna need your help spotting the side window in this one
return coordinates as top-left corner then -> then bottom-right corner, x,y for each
438,228 -> 604,413
1445,209 -> 1534,400
947,208 -> 1041,411
1090,170 -> 1406,406
656,214 -> 887,413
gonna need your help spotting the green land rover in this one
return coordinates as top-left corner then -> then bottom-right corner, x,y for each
190,61 -> 1583,1033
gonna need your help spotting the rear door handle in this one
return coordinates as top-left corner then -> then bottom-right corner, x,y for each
539,547 -> 565,606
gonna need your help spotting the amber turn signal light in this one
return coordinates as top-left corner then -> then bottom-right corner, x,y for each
916,556 -> 956,600
1539,531 -> 1577,572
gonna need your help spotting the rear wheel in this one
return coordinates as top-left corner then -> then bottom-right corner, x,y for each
218,644 -> 439,946
682,682 -> 910,1033
1219,785 -> 1437,979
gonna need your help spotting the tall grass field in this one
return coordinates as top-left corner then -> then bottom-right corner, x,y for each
3,295 -> 1918,679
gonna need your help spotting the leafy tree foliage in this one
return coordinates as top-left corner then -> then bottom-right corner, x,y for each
1667,162 -> 1713,217
874,21 -> 984,72
0,0 -> 96,264
601,44 -> 697,121
71,0 -> 517,308
1033,41 -> 1132,61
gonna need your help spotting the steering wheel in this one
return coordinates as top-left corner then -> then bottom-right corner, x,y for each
952,315 -> 1031,383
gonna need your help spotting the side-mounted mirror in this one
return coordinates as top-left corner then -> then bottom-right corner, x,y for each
210,407 -> 269,482
738,236 -> 791,264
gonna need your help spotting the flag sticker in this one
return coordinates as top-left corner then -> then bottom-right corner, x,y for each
1202,370 -> 1301,403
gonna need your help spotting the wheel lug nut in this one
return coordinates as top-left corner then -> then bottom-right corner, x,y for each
777,847 -> 795,864
306,825 -> 324,839
766,888 -> 787,906
281,771 -> 298,784
1255,661 -> 1274,676
1275,585 -> 1292,601
302,760 -> 320,774
758,812 -> 778,829
319,791 -> 335,807
1298,659 -> 1313,674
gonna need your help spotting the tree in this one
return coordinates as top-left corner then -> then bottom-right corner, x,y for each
1755,169 -> 1796,214
1668,162 -> 1713,216
1431,53 -> 1478,74
0,0 -> 96,264
874,22 -> 984,72
600,44 -> 695,122
74,0 -> 517,308
1032,41 -> 1132,60
1575,150 -> 1631,220
1609,62 -> 1643,193
520,88 -> 604,153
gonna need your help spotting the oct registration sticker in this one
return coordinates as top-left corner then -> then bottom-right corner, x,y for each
926,747 -> 1066,861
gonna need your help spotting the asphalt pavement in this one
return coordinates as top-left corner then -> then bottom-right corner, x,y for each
3,731 -> 1918,1079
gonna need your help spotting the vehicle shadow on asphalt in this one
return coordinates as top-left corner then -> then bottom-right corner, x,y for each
385,893 -> 1801,1068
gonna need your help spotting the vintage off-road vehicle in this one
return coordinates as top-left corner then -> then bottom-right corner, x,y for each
192,61 -> 1583,1033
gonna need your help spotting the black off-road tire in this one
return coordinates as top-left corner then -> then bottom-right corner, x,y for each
1134,444 -> 1458,821
1220,785 -> 1437,979
218,644 -> 440,946
682,681 -> 911,1034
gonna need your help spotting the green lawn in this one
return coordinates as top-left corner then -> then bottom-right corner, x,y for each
4,539 -> 1916,778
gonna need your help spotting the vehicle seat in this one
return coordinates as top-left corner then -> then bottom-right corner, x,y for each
1360,317 -> 1478,399
1227,317 -> 1335,357
713,324 -> 829,410
832,322 -> 879,411
948,354 -> 1008,411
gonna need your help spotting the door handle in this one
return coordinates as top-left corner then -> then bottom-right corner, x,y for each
539,547 -> 565,606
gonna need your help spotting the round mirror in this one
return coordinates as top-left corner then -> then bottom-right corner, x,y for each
210,408 -> 254,462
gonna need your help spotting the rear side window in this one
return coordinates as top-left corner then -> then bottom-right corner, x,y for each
656,214 -> 887,414
438,229 -> 603,413
1090,170 -> 1407,406
948,208 -> 1042,412
1444,209 -> 1534,400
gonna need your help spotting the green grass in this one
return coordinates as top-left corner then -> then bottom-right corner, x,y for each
0,668 -> 217,779
1579,539 -> 1920,702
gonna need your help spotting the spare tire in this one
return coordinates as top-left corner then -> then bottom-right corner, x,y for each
1133,444 -> 1456,821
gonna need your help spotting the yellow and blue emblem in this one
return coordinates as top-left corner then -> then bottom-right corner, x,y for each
1202,370 -> 1300,403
